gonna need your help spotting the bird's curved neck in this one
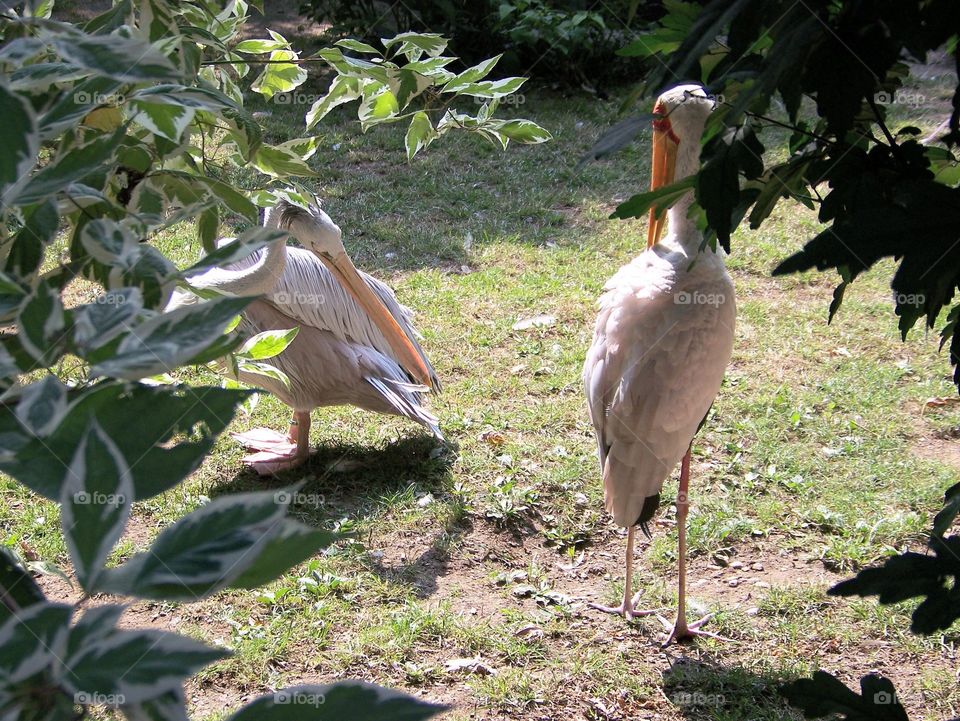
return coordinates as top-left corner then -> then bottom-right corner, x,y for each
662,127 -> 707,256
191,235 -> 288,296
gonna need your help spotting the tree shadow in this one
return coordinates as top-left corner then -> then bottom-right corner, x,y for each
210,432 -> 463,598
661,655 -> 800,720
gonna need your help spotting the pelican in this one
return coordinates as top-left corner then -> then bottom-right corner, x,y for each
176,200 -> 441,474
583,85 -> 736,644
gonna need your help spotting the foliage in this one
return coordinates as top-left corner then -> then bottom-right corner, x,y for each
307,33 -> 551,159
300,0 -> 650,85
608,0 -> 960,386
0,0 -> 543,716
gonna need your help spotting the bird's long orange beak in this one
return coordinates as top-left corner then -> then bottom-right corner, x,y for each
647,106 -> 680,249
321,252 -> 433,387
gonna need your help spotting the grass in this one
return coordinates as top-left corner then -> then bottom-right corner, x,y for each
3,36 -> 960,721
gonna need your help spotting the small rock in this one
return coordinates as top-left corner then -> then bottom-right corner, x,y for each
730,561 -> 744,569
755,581 -> 770,589
728,579 -> 740,587
746,607 -> 760,617
751,562 -> 764,571
416,493 -> 434,507
384,252 -> 397,261
445,656 -> 496,676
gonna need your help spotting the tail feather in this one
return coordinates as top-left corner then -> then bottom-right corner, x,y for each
365,376 -> 443,440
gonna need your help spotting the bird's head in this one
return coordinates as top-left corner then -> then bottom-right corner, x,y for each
647,84 -> 715,248
267,197 -> 432,386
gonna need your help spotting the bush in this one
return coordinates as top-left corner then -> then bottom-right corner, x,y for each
300,0 -> 659,86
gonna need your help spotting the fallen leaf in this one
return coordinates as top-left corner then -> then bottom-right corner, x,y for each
512,314 -> 557,331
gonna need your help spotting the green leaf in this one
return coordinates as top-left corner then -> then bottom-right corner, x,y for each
781,671 -> 908,721
234,38 -> 288,53
452,76 -> 526,99
130,99 -> 195,142
18,127 -> 127,206
97,488 -> 294,599
237,327 -> 299,360
0,83 -> 39,205
17,281 -> 67,366
91,296 -> 250,380
198,206 -> 219,253
72,288 -> 144,354
50,31 -> 180,82
611,177 -> 696,220
358,87 -> 400,129
59,421 -> 133,589
305,75 -> 366,129
335,39 -> 380,55
14,374 -> 67,437
405,111 -> 436,160
251,49 -> 307,99
253,144 -> 318,177
0,601 -> 71,683
492,119 -> 552,144
382,32 -> 448,60
121,687 -> 189,721
227,681 -> 447,721
442,54 -> 501,92
5,198 -> 59,278
0,379 -> 249,502
229,520 -> 338,589
0,547 -> 45,624
65,625 -> 228,705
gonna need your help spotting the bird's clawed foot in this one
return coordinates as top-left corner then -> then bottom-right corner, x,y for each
589,592 -> 661,620
231,427 -> 309,476
659,613 -> 732,646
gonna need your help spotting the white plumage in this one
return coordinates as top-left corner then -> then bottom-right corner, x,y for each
173,200 -> 441,474
584,85 -> 736,643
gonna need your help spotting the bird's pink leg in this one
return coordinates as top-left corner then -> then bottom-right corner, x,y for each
233,412 -> 312,476
661,445 -> 729,645
590,526 -> 660,619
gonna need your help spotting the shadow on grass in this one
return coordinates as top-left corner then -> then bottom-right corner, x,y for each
210,432 -> 464,598
662,656 -> 800,721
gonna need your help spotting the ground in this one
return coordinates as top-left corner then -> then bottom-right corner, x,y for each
5,5 -> 960,721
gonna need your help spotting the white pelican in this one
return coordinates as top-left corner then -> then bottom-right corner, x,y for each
177,200 -> 441,474
583,85 -> 736,644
